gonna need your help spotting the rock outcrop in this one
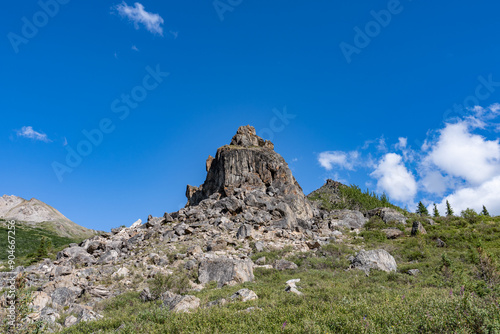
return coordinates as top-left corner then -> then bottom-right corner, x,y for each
185,125 -> 313,224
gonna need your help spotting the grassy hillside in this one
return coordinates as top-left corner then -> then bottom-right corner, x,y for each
0,220 -> 81,269
308,180 -> 405,213
54,214 -> 499,334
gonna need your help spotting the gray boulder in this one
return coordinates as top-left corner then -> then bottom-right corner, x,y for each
51,287 -> 77,308
198,257 -> 254,287
230,288 -> 258,302
161,291 -> 200,313
56,246 -> 96,265
411,221 -> 427,236
368,208 -> 407,225
330,210 -> 368,229
407,269 -> 420,276
273,259 -> 298,271
382,228 -> 404,239
140,287 -> 154,302
351,249 -> 397,274
236,224 -> 253,239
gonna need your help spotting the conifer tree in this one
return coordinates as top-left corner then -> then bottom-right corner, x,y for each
416,201 -> 429,216
481,205 -> 490,217
446,200 -> 454,216
35,237 -> 48,260
433,203 -> 440,217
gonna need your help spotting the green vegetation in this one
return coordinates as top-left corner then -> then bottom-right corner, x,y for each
482,206 -> 490,217
308,183 -> 404,213
446,200 -> 454,216
416,201 -> 429,216
0,222 -> 81,269
50,213 -> 499,334
433,203 -> 440,217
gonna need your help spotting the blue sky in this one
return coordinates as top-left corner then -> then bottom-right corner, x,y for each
2,0 -> 500,230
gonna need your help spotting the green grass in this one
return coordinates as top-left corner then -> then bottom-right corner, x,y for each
0,222 -> 80,268
51,215 -> 500,333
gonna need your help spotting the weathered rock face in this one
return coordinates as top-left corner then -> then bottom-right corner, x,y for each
185,125 -> 313,223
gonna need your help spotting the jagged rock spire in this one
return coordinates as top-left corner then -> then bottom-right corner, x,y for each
186,125 -> 313,221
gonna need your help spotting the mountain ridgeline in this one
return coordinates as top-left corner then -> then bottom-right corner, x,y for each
0,195 -> 97,240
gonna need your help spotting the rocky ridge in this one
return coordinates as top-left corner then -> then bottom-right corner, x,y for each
0,126 -> 409,331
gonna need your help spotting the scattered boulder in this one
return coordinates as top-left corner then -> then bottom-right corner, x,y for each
351,249 -> 397,274
51,287 -> 77,308
187,245 -> 203,257
254,241 -> 265,252
407,269 -> 420,276
368,208 -> 407,225
382,228 -> 404,239
140,287 -> 154,302
56,246 -> 96,266
130,219 -> 142,229
205,298 -> 228,308
40,307 -> 60,323
207,239 -> 228,252
306,240 -> 321,249
285,278 -> 303,295
255,257 -> 266,265
236,224 -> 253,239
161,291 -> 200,313
411,221 -> 427,236
436,238 -> 446,247
198,257 -> 254,287
273,259 -> 298,271
64,315 -> 78,327
330,210 -> 368,229
230,288 -> 258,302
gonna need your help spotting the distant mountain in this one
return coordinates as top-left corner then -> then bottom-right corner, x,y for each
0,195 -> 96,239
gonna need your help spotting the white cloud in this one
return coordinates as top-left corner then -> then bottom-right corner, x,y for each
131,45 -> 139,51
115,2 -> 164,36
362,135 -> 387,152
420,170 -> 449,196
395,137 -> 407,149
376,136 -> 387,152
318,151 -> 359,171
16,126 -> 51,142
370,153 -> 417,203
435,176 -> 500,215
425,121 -> 500,185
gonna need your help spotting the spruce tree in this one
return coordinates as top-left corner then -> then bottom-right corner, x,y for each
481,205 -> 490,217
380,192 -> 389,205
433,203 -> 440,217
416,201 -> 429,216
446,200 -> 454,216
35,237 -> 48,260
